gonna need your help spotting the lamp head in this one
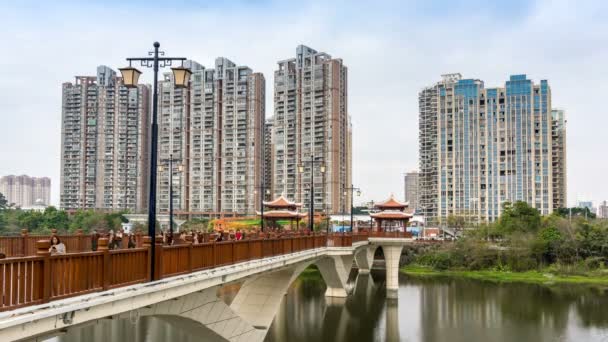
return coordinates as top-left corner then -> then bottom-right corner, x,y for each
119,67 -> 142,88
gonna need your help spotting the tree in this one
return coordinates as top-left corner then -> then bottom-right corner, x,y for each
447,214 -> 466,234
41,206 -> 70,232
0,192 -> 7,210
496,201 -> 541,235
555,207 -> 596,220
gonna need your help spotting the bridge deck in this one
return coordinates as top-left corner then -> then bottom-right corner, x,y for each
0,231 -> 414,314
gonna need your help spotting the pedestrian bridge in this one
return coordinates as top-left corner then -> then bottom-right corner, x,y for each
0,232 -> 415,341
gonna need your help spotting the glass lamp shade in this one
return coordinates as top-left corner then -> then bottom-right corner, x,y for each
357,190 -> 362,196
298,165 -> 304,173
119,67 -> 142,88
158,165 -> 165,172
320,165 -> 326,173
266,189 -> 271,195
178,165 -> 184,172
171,67 -> 192,88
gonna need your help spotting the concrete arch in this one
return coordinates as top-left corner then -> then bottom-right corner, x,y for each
130,286 -> 266,342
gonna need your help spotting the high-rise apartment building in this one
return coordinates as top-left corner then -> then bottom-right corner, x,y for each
0,175 -> 51,207
551,109 -> 567,209
404,171 -> 419,211
273,45 -> 350,214
419,74 -> 566,223
264,118 -> 274,197
158,58 -> 265,216
60,66 -> 150,211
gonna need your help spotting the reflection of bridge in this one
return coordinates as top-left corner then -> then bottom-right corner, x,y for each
0,232 -> 413,341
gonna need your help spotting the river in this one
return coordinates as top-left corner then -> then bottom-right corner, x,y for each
51,268 -> 608,342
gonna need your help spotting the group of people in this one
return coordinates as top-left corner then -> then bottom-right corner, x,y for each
90,229 -> 137,251
155,228 -> 248,245
215,229 -> 245,242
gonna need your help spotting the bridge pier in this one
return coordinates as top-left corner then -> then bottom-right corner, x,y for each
354,246 -> 374,274
381,245 -> 403,299
316,255 -> 354,297
229,262 -> 311,332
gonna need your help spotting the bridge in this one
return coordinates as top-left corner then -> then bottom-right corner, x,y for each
0,231 -> 414,342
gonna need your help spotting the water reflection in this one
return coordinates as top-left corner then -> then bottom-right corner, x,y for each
267,272 -> 608,342
50,270 -> 608,342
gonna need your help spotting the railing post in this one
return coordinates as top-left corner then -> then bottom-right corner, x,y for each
142,236 -> 152,281
231,240 -> 235,264
76,229 -> 84,252
36,240 -> 51,303
98,238 -> 110,291
212,241 -> 216,268
185,235 -> 193,273
248,239 -> 252,260
154,236 -> 163,280
136,229 -> 143,247
21,229 -> 28,257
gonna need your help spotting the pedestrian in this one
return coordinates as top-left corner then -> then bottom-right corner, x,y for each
91,230 -> 100,251
49,236 -> 66,255
114,229 -> 124,249
235,229 -> 242,241
127,233 -> 136,249
108,230 -> 115,250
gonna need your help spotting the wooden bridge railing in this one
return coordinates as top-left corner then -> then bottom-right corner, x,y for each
0,233 -> 328,312
0,229 -> 146,258
0,230 -> 416,313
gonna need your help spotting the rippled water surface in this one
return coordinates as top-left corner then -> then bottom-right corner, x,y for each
52,270 -> 608,342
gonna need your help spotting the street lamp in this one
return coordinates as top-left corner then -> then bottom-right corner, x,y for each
159,154 -> 183,244
254,185 -> 271,232
345,185 -> 361,232
120,42 -> 189,281
298,155 -> 325,231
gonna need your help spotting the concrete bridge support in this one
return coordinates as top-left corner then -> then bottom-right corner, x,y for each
229,262 -> 311,332
316,255 -> 354,297
354,246 -> 374,274
133,286 -> 266,342
382,245 -> 404,299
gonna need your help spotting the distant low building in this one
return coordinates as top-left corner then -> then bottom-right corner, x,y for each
577,201 -> 593,211
20,199 -> 49,212
0,175 -> 50,208
598,201 -> 608,219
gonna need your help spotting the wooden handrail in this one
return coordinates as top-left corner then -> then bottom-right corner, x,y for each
0,231 -> 419,312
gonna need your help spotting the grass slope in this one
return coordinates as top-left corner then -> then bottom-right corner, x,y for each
401,265 -> 608,285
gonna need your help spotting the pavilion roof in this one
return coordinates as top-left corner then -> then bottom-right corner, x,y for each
370,211 -> 413,220
257,210 -> 307,219
374,194 -> 409,209
263,195 -> 302,208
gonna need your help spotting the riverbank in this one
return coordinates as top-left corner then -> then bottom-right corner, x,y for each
401,265 -> 608,285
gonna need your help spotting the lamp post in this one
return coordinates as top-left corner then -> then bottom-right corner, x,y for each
159,154 -> 183,243
298,155 -> 325,231
120,42 -> 191,281
254,184 -> 270,232
344,185 -> 361,232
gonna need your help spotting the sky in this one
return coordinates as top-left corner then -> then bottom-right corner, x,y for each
0,0 -> 606,207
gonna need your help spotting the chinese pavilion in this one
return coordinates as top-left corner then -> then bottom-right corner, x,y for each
258,195 -> 307,230
370,194 -> 413,232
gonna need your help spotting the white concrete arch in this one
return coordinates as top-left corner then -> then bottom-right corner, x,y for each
128,286 -> 266,342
